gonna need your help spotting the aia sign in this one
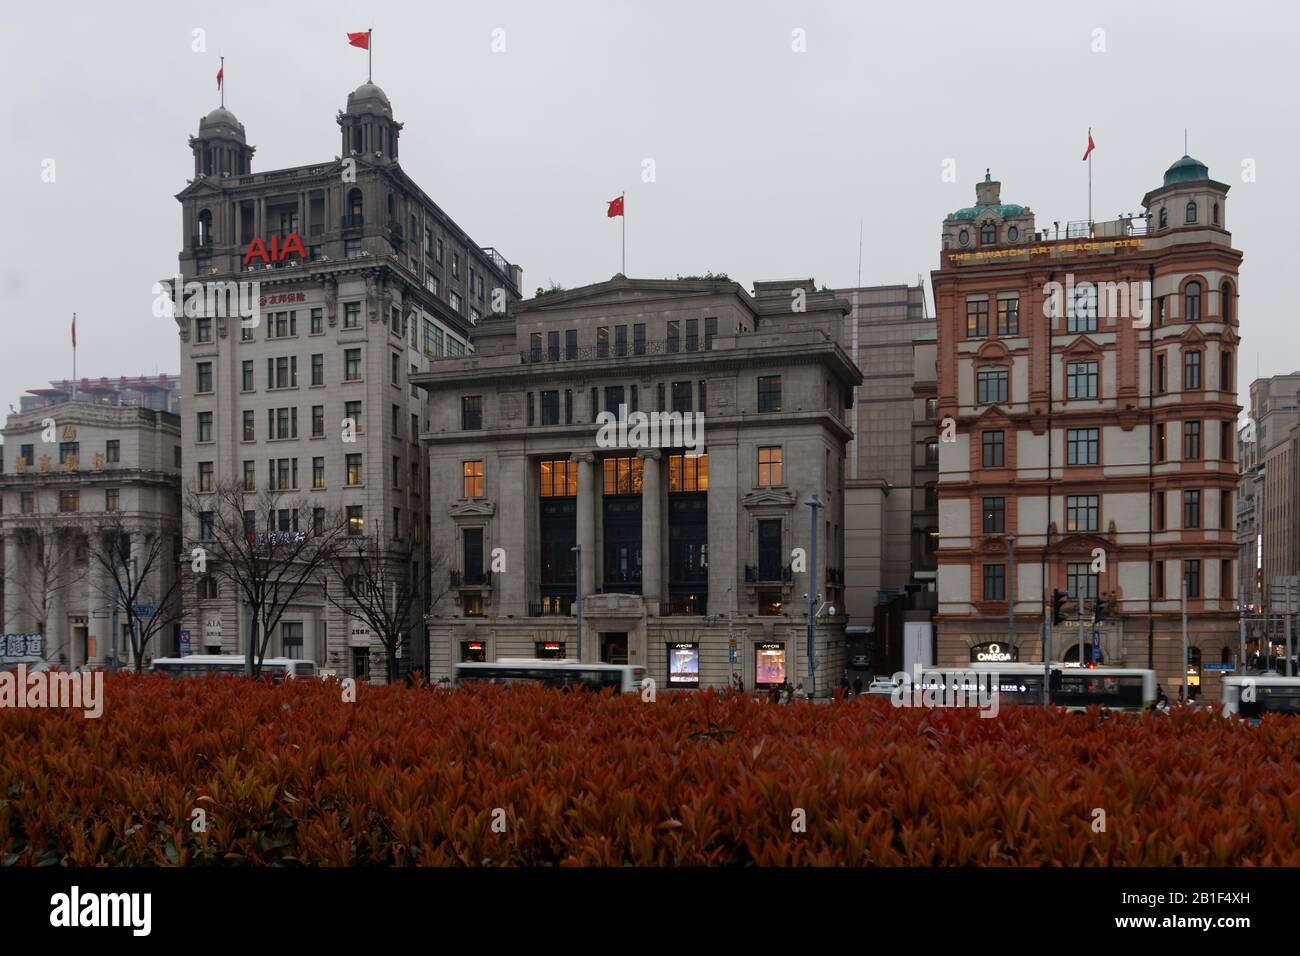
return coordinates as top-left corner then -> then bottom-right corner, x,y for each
243,233 -> 307,266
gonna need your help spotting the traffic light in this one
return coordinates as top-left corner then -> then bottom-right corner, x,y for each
1051,589 -> 1070,626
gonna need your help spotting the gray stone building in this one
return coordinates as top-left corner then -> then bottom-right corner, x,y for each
833,283 -> 938,632
1239,372 -> 1300,611
414,275 -> 862,694
171,82 -> 521,680
1,399 -> 181,666
17,374 -> 180,415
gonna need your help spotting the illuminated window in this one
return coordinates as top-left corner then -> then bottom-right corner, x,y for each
463,460 -> 484,498
966,296 -> 989,337
668,453 -> 709,492
757,446 -> 783,486
539,458 -> 578,497
602,456 -> 643,495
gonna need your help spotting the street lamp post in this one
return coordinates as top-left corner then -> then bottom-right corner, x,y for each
806,495 -> 823,699
572,545 -> 582,662
1006,534 -> 1016,657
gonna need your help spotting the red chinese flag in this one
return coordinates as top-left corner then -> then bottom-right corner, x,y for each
216,66 -> 223,91
607,196 -> 625,218
348,31 -> 370,49
1082,131 -> 1095,161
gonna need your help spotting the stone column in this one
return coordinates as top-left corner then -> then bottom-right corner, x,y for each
497,453 -> 527,616
639,449 -> 662,616
575,451 -> 596,628
3,533 -> 22,634
46,532 -> 67,666
706,441 -> 739,618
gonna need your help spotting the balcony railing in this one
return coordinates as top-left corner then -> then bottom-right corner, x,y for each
450,568 -> 492,587
481,247 -> 513,279
745,564 -> 793,584
191,234 -> 213,250
341,214 -> 364,229
519,338 -> 713,365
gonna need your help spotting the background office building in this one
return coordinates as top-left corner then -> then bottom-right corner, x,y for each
17,374 -> 181,414
172,82 -> 521,680
1,395 -> 181,666
416,275 -> 862,693
932,160 -> 1242,697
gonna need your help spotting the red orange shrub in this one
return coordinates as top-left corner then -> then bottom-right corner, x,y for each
2,673 -> 1298,865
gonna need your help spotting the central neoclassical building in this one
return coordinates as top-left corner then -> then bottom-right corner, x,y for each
415,275 -> 862,692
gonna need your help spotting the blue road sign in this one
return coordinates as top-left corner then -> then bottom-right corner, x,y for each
1203,663 -> 1236,672
132,604 -> 154,619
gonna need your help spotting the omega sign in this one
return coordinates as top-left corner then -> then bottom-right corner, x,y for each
971,642 -> 1016,663
243,233 -> 307,265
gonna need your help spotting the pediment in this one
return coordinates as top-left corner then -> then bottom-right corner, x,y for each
1062,335 -> 1103,356
1182,323 -> 1208,343
520,276 -> 741,313
741,489 -> 797,508
448,499 -> 496,518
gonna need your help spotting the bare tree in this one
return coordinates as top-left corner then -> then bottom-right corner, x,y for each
183,480 -> 348,676
89,514 -> 184,671
326,531 -> 450,684
4,522 -> 84,662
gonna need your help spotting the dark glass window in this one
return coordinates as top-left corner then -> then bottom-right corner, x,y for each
757,375 -> 781,413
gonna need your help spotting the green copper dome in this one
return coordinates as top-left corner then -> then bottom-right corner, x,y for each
1163,155 -> 1209,186
951,203 -> 1027,220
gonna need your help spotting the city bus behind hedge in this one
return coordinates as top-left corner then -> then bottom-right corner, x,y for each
1221,675 -> 1300,718
453,659 -> 646,693
967,663 -> 1156,712
150,655 -> 317,681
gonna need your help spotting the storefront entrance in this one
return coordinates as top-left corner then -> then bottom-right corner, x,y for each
600,632 -> 628,665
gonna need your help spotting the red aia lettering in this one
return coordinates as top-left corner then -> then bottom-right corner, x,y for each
243,232 -> 308,266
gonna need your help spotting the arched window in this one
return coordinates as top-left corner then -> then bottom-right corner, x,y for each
1185,281 -> 1201,322
1212,202 -> 1219,225
347,188 -> 363,222
980,220 -> 996,245
1221,281 -> 1233,322
387,193 -> 395,221
1185,201 -> 1197,224
196,209 -> 212,245
1158,207 -> 1168,228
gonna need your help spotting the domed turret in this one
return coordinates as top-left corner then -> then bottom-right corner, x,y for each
339,82 -> 403,163
190,106 -> 254,178
1162,154 -> 1210,186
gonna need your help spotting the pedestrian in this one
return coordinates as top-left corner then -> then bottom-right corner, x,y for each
853,675 -> 864,697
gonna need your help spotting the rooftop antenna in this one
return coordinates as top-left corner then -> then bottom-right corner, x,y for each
856,218 -> 863,289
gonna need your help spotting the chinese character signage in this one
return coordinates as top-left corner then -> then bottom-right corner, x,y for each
3,633 -> 44,658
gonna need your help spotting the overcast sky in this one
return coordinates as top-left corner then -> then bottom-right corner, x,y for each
2,0 -> 1293,415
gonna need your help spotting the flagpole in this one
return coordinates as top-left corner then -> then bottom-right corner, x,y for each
1087,127 -> 1092,229
369,29 -> 373,82
219,56 -> 225,108
72,312 -> 77,402
621,192 -> 626,275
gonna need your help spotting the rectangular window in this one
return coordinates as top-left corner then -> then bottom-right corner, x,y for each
698,379 -> 707,412
758,447 -> 783,486
633,323 -> 646,356
539,459 -> 578,497
982,564 -> 1006,601
1184,559 -> 1201,598
1184,350 -> 1202,390
1067,563 -> 1098,601
462,395 -> 483,430
346,454 -> 362,486
344,348 -> 362,381
564,389 -> 573,424
344,302 -> 361,329
996,294 -> 1019,335
347,505 -> 364,536
105,488 -> 120,512
59,441 -> 80,466
196,318 -> 212,343
1066,361 -> 1098,399
596,326 -> 609,358
197,461 -> 213,492
1183,490 -> 1201,529
982,496 -> 1005,534
311,353 -> 323,386
312,405 -> 324,438
630,384 -> 639,413
685,318 -> 699,351
981,430 -> 1005,467
672,381 -> 692,414
614,325 -> 628,357
547,330 -> 560,361
1156,560 -> 1166,599
1183,420 -> 1201,460
976,367 -> 1008,404
463,460 -> 484,497
196,361 -> 213,393
601,456 -> 644,495
541,390 -> 560,426
966,296 -> 989,338
312,457 -> 324,489
1156,422 -> 1167,462
239,359 -> 254,392
1066,495 -> 1099,532
591,387 -> 599,420
393,455 -> 401,489
666,320 -> 680,354
529,332 -> 542,362
197,411 -> 213,443
105,440 -> 120,463
344,400 -> 362,432
1220,350 -> 1233,392
757,375 -> 782,413
1220,421 -> 1233,463
313,508 -> 325,535
668,453 -> 709,492
1156,491 -> 1166,530
20,492 -> 34,513
1221,559 -> 1233,599
242,410 -> 255,442
704,317 -> 717,351
310,308 -> 323,334
1220,491 -> 1231,531
1067,285 -> 1098,333
391,352 -> 401,385
605,385 -> 624,413
1066,427 -> 1099,465
1156,353 -> 1167,394
565,328 -> 577,360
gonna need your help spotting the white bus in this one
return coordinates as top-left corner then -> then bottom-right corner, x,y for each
453,658 -> 646,693
1220,675 -> 1300,718
150,655 -> 318,681
968,663 -> 1157,712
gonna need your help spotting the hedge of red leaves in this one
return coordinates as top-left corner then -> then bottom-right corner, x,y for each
3,673 -> 1299,865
